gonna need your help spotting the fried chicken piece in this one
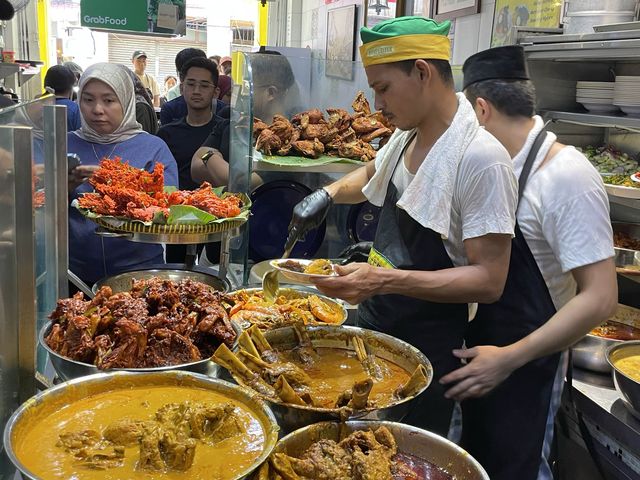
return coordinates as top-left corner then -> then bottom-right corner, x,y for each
253,117 -> 269,138
59,315 -> 96,363
292,138 -> 325,158
359,127 -> 392,143
194,302 -> 236,354
277,128 -> 301,156
49,291 -> 89,322
98,319 -> 148,369
369,111 -> 394,130
351,116 -> 386,134
352,91 -> 372,115
143,328 -> 201,367
270,114 -> 295,144
292,109 -> 324,126
256,128 -> 283,155
338,140 -> 377,162
327,108 -> 352,132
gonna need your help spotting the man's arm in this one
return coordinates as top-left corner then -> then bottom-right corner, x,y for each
314,232 -> 512,305
440,258 -> 618,400
191,146 -> 261,189
323,160 -> 376,204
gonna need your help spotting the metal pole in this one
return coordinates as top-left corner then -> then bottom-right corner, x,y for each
12,126 -> 37,402
43,105 -> 68,301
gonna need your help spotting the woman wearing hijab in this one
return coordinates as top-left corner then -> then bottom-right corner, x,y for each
68,63 -> 178,286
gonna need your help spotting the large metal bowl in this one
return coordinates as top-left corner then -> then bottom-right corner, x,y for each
263,420 -> 489,479
39,320 -> 240,381
229,287 -> 348,328
222,325 -> 432,434
92,265 -> 230,295
607,341 -> 640,420
612,222 -> 640,275
3,371 -> 279,480
572,304 -> 640,372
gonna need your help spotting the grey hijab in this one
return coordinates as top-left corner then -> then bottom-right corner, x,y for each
74,63 -> 143,144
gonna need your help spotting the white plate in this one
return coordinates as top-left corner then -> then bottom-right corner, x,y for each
579,102 -> 620,113
604,183 -> 640,199
631,173 -> 640,183
269,258 -> 338,284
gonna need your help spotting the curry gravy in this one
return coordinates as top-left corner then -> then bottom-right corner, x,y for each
282,347 -> 412,408
12,386 -> 266,480
614,355 -> 640,382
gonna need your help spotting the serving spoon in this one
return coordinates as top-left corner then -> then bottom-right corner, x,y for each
262,241 -> 296,302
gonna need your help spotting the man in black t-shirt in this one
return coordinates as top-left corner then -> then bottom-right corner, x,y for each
157,57 -> 221,191
156,57 -> 224,263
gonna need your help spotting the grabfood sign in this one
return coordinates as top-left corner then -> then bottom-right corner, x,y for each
81,0 -> 147,33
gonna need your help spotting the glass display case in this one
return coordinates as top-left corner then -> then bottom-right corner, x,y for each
229,51 -> 380,284
0,97 -> 67,475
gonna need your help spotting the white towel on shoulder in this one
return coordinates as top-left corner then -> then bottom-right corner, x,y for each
362,92 -> 480,239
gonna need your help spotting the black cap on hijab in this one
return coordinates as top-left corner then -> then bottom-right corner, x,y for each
462,45 -> 530,91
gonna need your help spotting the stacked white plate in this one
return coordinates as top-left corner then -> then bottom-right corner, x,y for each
576,81 -> 617,113
614,76 -> 640,116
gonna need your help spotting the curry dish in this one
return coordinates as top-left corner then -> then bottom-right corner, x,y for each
12,386 -> 267,479
212,325 -> 425,411
228,289 -> 345,330
257,426 -> 453,480
614,355 -> 640,382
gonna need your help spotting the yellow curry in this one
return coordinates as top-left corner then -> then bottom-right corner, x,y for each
12,386 -> 267,480
614,355 -> 640,382
281,347 -> 411,408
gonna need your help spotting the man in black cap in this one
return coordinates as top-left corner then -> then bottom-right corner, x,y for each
132,50 -> 160,107
44,64 -> 81,132
440,45 -> 617,480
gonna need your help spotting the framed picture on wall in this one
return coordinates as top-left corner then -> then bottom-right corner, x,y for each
432,0 -> 480,21
490,0 -> 562,47
325,5 -> 357,80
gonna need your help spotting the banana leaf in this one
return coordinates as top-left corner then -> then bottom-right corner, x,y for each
259,154 -> 364,167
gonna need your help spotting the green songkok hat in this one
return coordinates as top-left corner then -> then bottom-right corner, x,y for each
359,16 -> 452,67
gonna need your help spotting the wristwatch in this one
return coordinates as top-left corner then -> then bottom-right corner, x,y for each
200,149 -> 217,166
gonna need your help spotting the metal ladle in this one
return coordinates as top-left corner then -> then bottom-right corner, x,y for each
262,240 -> 296,302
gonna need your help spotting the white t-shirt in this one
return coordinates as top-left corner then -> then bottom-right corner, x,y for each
515,139 -> 614,310
391,128 -> 518,267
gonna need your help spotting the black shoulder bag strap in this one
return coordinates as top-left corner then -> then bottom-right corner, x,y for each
518,124 -> 548,202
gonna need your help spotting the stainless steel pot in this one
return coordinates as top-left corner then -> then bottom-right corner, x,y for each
223,325 -> 432,434
572,304 -> 640,373
39,320 -> 240,381
607,341 -> 640,420
267,420 -> 489,479
92,266 -> 229,295
3,371 -> 279,480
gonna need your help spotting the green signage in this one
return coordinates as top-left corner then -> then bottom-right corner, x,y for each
81,0 -> 147,32
80,0 -> 186,35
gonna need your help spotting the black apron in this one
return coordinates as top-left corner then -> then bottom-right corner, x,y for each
461,128 -> 561,480
358,137 -> 469,437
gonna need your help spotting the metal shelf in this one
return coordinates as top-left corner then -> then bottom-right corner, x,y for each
544,110 -> 640,132
252,160 -> 363,174
524,32 -> 640,61
0,62 -> 19,81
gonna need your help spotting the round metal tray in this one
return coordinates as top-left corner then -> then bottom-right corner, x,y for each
93,267 -> 230,294
96,226 -> 242,245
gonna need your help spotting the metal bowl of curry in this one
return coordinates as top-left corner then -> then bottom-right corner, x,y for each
212,324 -> 432,434
254,420 -> 489,479
3,371 -> 279,480
572,303 -> 640,372
607,341 -> 640,420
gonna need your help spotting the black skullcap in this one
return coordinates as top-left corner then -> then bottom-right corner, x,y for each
462,45 -> 529,91
44,65 -> 77,94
